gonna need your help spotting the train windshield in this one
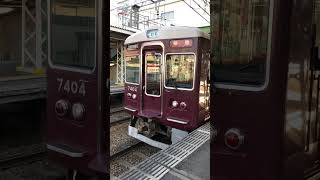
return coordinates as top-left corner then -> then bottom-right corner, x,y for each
212,0 -> 271,86
51,0 -> 96,70
125,55 -> 140,84
165,54 -> 195,89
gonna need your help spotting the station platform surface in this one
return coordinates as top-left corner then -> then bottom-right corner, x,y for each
111,85 -> 125,95
119,122 -> 210,180
0,75 -> 46,104
161,140 -> 210,180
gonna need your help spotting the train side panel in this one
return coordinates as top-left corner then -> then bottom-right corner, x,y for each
46,0 -> 107,176
47,69 -> 99,173
211,0 -> 294,179
198,37 -> 210,125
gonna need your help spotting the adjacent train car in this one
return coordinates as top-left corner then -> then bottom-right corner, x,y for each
211,0 -> 320,179
46,0 -> 107,178
124,27 -> 210,148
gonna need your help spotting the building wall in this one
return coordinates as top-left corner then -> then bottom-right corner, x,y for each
157,1 -> 210,27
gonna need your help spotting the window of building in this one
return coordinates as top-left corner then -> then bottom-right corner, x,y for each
161,11 -> 174,21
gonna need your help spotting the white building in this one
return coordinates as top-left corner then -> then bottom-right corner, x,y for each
110,0 -> 210,31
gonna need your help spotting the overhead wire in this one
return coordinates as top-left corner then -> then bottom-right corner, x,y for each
112,0 -> 209,29
182,0 -> 209,23
190,0 -> 210,16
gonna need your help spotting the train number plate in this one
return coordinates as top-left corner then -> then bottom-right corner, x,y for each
127,85 -> 138,92
57,78 -> 87,96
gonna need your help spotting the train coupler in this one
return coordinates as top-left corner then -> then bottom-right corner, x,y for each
128,125 -> 169,150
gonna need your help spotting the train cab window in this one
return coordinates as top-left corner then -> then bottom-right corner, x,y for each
125,55 -> 140,84
165,54 -> 195,89
145,53 -> 161,96
212,0 -> 271,87
51,0 -> 96,70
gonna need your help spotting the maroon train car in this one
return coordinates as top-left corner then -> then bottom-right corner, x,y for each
211,0 -> 320,179
46,0 -> 107,178
124,27 -> 210,149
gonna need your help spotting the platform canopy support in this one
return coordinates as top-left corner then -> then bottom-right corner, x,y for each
110,26 -> 135,86
21,0 -> 48,74
116,41 -> 125,85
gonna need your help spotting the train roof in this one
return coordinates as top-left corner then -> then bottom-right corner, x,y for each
124,26 -> 210,45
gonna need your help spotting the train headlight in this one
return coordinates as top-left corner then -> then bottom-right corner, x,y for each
132,94 -> 137,99
180,102 -> 187,109
127,93 -> 132,98
224,128 -> 244,150
55,99 -> 69,117
172,100 -> 179,108
72,103 -> 85,120
184,40 -> 191,46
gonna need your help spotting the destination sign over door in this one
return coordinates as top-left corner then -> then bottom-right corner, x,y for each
146,29 -> 159,38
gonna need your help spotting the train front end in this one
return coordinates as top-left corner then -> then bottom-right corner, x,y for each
210,0 -> 303,179
124,27 -> 210,149
46,0 -> 107,178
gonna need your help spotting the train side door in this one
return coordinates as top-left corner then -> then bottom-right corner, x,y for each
141,44 -> 163,118
46,0 -> 107,177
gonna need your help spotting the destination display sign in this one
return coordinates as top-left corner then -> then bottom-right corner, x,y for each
146,29 -> 159,38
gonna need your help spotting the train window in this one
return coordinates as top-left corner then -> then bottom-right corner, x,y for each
212,0 -> 271,87
165,54 -> 195,89
145,53 -> 161,96
51,0 -> 96,70
125,55 -> 140,84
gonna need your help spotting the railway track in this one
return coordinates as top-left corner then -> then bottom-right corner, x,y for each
111,107 -> 124,114
110,109 -> 161,178
110,142 -> 143,161
110,107 -> 131,124
110,118 -> 140,156
0,144 -> 66,179
110,142 -> 160,178
0,144 -> 46,170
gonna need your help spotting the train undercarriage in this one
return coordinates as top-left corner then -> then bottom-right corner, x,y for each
128,116 -> 189,150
